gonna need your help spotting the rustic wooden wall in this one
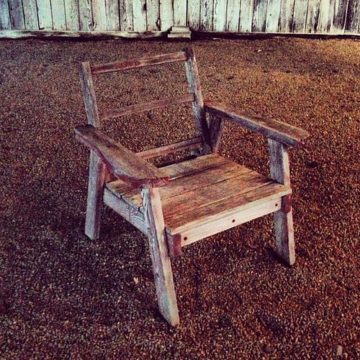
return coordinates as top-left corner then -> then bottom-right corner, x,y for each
0,0 -> 359,35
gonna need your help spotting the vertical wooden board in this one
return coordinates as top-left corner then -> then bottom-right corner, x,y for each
240,0 -> 254,32
331,0 -> 348,33
200,0 -> 214,31
318,0 -> 334,32
266,0 -> 281,32
345,0 -> 360,32
0,0 -> 11,30
160,0 -> 173,31
79,0 -> 93,30
105,0 -> 120,30
8,0 -> 25,29
226,0 -> 240,31
64,0 -> 80,30
213,0 -> 227,31
133,0 -> 147,31
51,0 -> 67,30
92,0 -> 107,30
188,0 -> 200,30
37,0 -> 53,29
174,0 -> 187,26
306,0 -> 321,32
252,0 -> 268,32
23,0 -> 39,29
293,0 -> 308,32
147,0 -> 160,30
120,0 -> 133,30
279,0 -> 295,32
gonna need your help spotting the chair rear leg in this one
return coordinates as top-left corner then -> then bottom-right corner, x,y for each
142,187 -> 180,326
274,195 -> 295,266
85,151 -> 106,240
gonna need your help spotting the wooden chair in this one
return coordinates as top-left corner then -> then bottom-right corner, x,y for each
75,48 -> 309,326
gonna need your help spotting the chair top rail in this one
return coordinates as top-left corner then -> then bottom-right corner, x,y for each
102,94 -> 194,120
91,50 -> 188,75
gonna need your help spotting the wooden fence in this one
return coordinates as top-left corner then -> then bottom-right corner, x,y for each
0,0 -> 359,35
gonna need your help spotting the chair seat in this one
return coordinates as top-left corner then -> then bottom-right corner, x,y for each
105,154 -> 291,246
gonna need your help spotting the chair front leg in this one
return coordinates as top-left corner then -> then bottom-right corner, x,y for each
268,139 -> 296,266
85,151 -> 107,240
142,187 -> 180,326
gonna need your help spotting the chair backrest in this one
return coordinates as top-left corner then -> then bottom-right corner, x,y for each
79,47 -> 211,157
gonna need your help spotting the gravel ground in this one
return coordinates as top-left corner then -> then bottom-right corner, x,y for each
0,37 -> 359,359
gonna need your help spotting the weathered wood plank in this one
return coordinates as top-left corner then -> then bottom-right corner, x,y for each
266,0 -> 281,32
92,0 -> 107,31
160,0 -> 173,31
79,0 -> 93,30
133,0 -> 147,32
209,114 -> 224,153
306,0 -> 321,33
268,139 -> 295,265
239,0 -> 254,32
147,0 -> 160,30
252,0 -> 268,32
75,125 -> 170,188
0,0 -> 11,30
331,0 -> 349,33
184,47 -> 212,153
174,0 -> 187,26
319,0 -> 335,32
8,0 -> 25,29
205,101 -> 309,147
64,0 -> 80,31
23,0 -> 39,29
200,0 -> 214,31
51,0 -> 67,30
105,0 -> 120,30
37,0 -> 53,29
142,187 -> 180,326
103,188 -> 147,234
293,0 -> 308,33
279,0 -> 295,32
85,152 -> 107,240
226,0 -> 241,31
345,0 -> 360,32
102,94 -> 194,120
167,199 -> 281,250
213,0 -> 227,31
119,0 -> 133,30
188,0 -> 201,30
137,136 -> 203,160
91,50 -> 187,74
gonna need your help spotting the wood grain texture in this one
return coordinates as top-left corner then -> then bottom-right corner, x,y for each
75,125 -> 170,187
188,0 -> 201,29
205,101 -> 309,146
37,0 -> 53,29
293,0 -> 309,33
226,0 -> 241,31
345,0 -> 360,32
252,0 -> 268,32
160,0 -> 173,30
200,0 -> 214,31
268,139 -> 295,265
332,0 -> 349,33
279,0 -> 295,32
266,0 -> 281,32
213,0 -> 227,31
0,0 -> 10,30
79,0 -> 93,30
23,0 -> 38,29
51,0 -> 67,30
8,0 -> 25,29
133,0 -> 147,31
306,0 -> 321,32
174,0 -> 187,26
147,0 -> 160,30
105,0 -> 120,30
142,187 -> 180,326
184,47 -> 212,153
319,0 -> 335,32
92,0 -> 107,30
209,114 -> 224,153
91,50 -> 187,74
102,94 -> 193,120
64,0 -> 80,30
239,0 -> 254,32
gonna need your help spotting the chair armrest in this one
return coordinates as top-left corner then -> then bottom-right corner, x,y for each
75,125 -> 170,188
204,100 -> 309,147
